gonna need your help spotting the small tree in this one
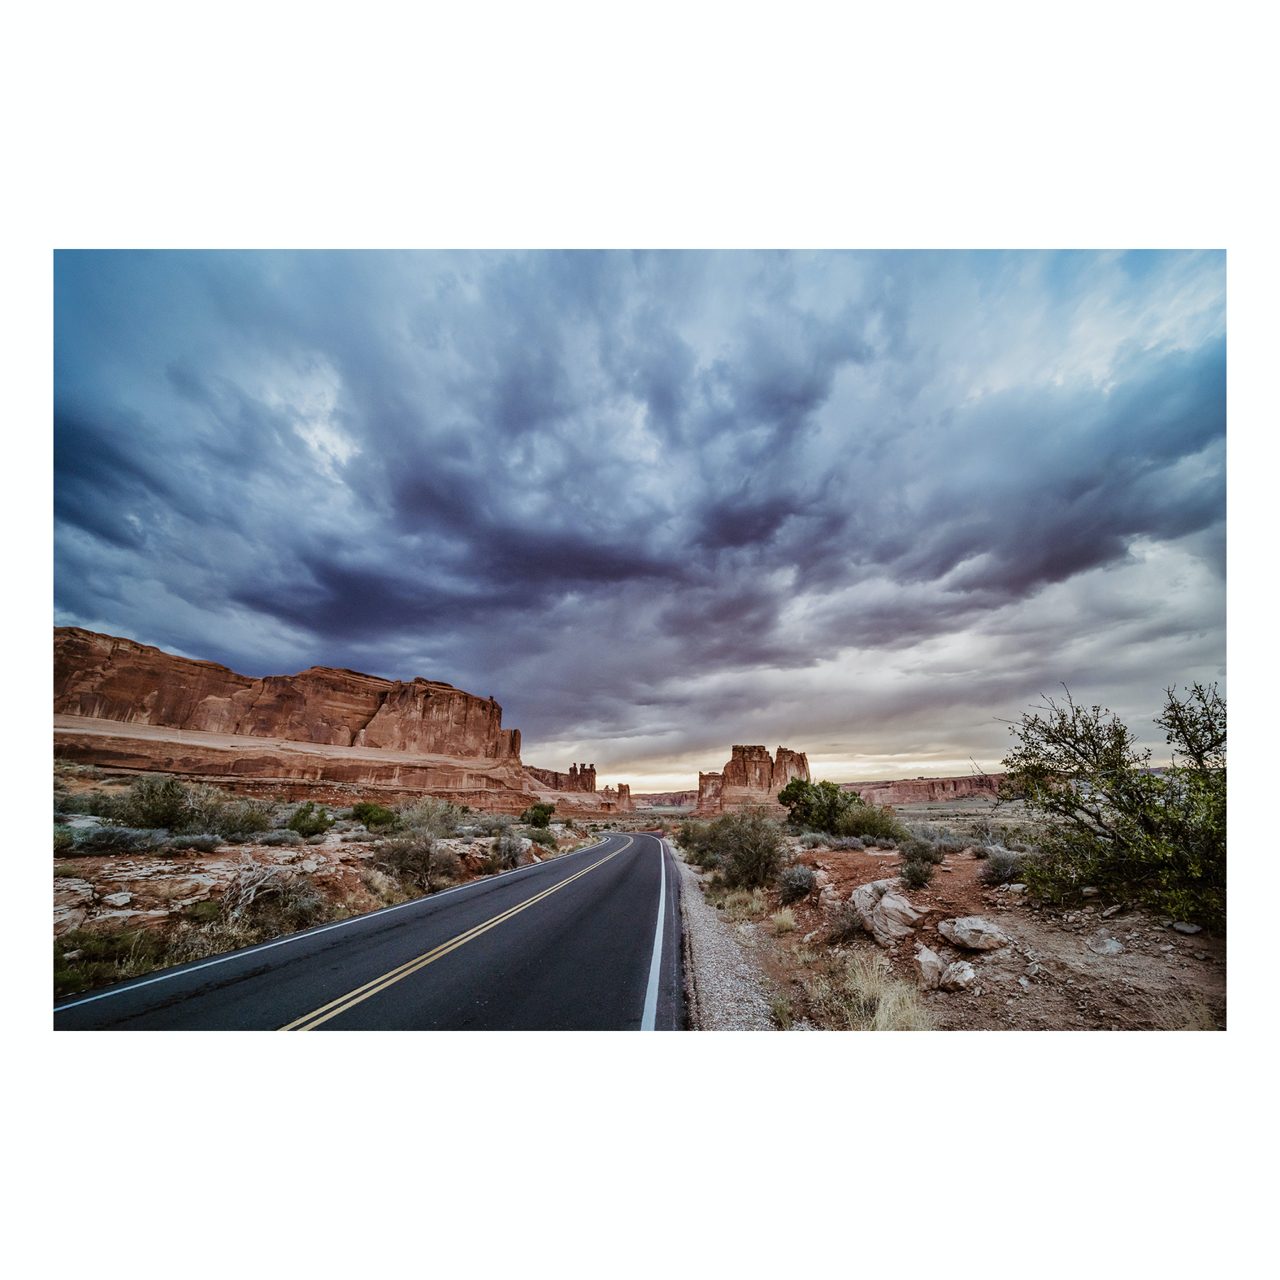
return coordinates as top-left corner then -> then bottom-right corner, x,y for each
777,777 -> 865,833
1001,683 -> 1225,927
521,802 -> 555,829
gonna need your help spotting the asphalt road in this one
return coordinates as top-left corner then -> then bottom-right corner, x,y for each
54,832 -> 684,1031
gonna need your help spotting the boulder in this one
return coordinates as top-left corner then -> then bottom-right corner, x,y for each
940,960 -> 977,991
851,879 -> 927,947
915,945 -> 946,990
100,891 -> 133,907
1171,922 -> 1203,935
938,916 -> 1011,951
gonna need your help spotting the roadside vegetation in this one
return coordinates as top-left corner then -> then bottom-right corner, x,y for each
53,771 -> 595,998
1000,683 -> 1226,928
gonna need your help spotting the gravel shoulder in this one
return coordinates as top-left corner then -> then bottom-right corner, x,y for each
676,857 -> 775,1030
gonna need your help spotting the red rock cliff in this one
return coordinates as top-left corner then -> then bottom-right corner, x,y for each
54,627 -> 520,760
696,745 -> 810,814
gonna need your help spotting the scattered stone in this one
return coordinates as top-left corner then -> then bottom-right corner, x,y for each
1101,904 -> 1124,918
1171,922 -> 1203,935
1086,932 -> 1124,956
940,960 -> 977,991
62,949 -> 83,961
1026,962 -> 1042,978
1081,887 -> 1100,898
1005,883 -> 1026,894
915,945 -> 946,990
1159,943 -> 1174,952
100,891 -> 133,908
300,858 -> 319,873
1018,976 -> 1030,990
938,916 -> 1011,951
1194,951 -> 1210,961
851,879 -> 927,947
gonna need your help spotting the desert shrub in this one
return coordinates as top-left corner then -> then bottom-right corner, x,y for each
900,857 -> 935,889
979,846 -> 1024,885
54,824 -> 75,855
306,833 -> 328,845
55,790 -> 119,818
677,820 -> 723,869
777,864 -> 816,903
207,798 -> 275,838
167,834 -> 221,854
715,810 -> 786,889
287,802 -> 333,837
340,832 -> 371,843
475,811 -> 517,836
832,803 -> 909,843
400,797 -> 466,838
771,908 -> 796,935
73,826 -> 163,854
259,830 -> 304,846
801,952 -> 933,1031
1003,683 -> 1226,927
828,900 -> 864,943
828,836 -> 865,851
487,830 -> 524,872
901,837 -> 944,866
521,802 -> 555,828
798,832 -> 827,848
182,899 -> 223,923
525,826 -> 557,849
351,802 -> 399,830
112,776 -> 191,829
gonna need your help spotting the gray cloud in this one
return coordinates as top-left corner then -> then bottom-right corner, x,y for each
54,250 -> 1226,785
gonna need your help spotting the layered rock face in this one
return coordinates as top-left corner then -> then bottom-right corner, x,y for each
55,628 -> 520,759
632,790 -> 698,809
841,774 -> 1001,806
53,628 -> 632,815
524,762 -> 597,792
696,745 -> 810,814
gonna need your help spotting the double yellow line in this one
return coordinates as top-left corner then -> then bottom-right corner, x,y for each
280,837 -> 631,1030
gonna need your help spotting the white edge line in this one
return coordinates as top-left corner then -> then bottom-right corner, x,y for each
54,833 -> 616,1013
640,835 -> 667,1031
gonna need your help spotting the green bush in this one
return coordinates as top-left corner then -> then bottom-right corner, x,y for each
521,802 -> 555,829
900,857 -> 935,889
525,826 -> 557,848
376,834 -> 437,891
55,790 -> 119,818
112,776 -> 191,829
54,824 -> 75,855
901,837 -> 944,866
1002,683 -> 1226,928
287,802 -> 333,838
832,803 -> 909,843
718,810 -> 786,889
778,778 -> 862,832
351,802 -> 399,830
778,864 -> 816,903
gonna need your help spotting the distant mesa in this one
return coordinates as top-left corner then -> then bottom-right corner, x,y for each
53,628 -> 633,815
695,744 -> 810,815
841,774 -> 1001,806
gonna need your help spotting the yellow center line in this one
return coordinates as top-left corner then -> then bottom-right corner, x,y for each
280,837 -> 632,1030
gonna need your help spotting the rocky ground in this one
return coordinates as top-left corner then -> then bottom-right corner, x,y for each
677,822 -> 1226,1031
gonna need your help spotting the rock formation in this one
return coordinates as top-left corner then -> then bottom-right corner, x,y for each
524,762 -> 597,792
55,628 -> 520,759
632,790 -> 699,809
53,628 -> 632,815
841,774 -> 1002,806
695,745 -> 810,814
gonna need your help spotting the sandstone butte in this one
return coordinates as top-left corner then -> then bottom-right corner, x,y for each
53,628 -> 633,816
694,744 -> 811,815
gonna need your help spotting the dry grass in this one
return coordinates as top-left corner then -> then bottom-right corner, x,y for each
801,950 -> 934,1030
770,907 -> 796,935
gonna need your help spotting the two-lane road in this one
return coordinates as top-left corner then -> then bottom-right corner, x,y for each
54,832 -> 683,1031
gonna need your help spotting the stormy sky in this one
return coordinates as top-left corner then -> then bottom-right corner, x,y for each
53,250 -> 1226,790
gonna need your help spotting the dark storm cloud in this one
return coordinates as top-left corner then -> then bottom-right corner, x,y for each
53,250 -> 1226,782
